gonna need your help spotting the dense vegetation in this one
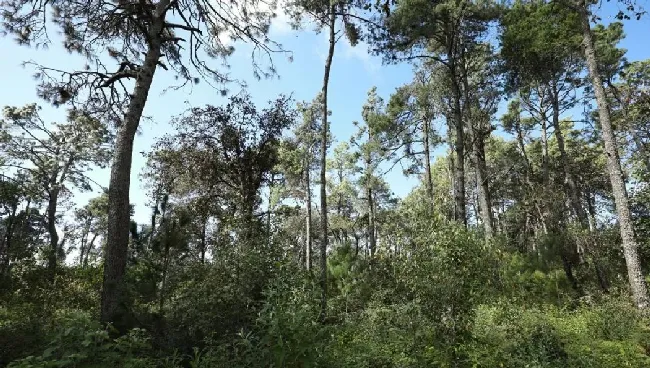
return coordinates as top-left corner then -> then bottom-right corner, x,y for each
2,0 -> 650,367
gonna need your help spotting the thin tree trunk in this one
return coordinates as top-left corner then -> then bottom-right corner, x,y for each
305,167 -> 313,271
550,84 -> 588,225
561,252 -> 581,293
84,233 -> 98,268
101,1 -> 168,329
46,190 -> 59,283
473,127 -> 493,238
159,229 -> 171,316
366,129 -> 377,257
423,118 -> 435,207
337,166 -> 345,243
578,1 -> 649,309
447,130 -> 456,221
368,187 -> 376,257
0,200 -> 18,277
319,5 -> 336,322
266,173 -> 275,242
200,217 -> 207,264
451,77 -> 466,226
78,218 -> 91,267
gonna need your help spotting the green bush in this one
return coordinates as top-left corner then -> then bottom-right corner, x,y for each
5,310 -> 164,368
468,299 -> 650,368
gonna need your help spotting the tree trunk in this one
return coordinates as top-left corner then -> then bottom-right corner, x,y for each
305,167 -> 313,271
550,83 -> 588,225
447,130 -> 456,221
578,1 -> 649,309
46,190 -> 59,283
101,2 -> 168,329
200,217 -> 207,264
159,228 -> 171,316
84,233 -> 98,268
78,219 -> 91,266
423,118 -> 435,207
319,5 -> 336,322
451,77 -> 466,226
473,127 -> 494,239
368,187 -> 376,257
0,200 -> 18,277
561,252 -> 581,293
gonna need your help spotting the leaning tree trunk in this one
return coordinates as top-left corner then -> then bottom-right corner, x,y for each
101,3 -> 168,330
319,5 -> 336,322
578,1 -> 649,309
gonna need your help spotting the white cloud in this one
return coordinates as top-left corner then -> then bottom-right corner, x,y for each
311,30 -> 381,78
269,0 -> 293,36
341,38 -> 380,75
210,0 -> 293,46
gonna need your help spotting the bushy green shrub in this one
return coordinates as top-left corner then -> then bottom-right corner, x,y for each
6,310 -> 166,368
468,299 -> 650,368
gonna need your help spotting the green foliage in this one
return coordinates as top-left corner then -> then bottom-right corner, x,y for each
7,311 -> 161,368
500,1 -> 582,88
469,299 -> 650,368
2,0 -> 650,367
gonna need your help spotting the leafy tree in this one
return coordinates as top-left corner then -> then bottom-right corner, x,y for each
1,104 -> 111,281
385,68 -> 442,208
369,0 -> 500,226
148,94 -> 296,245
285,0 -> 365,320
575,0 -> 650,309
1,0 -> 284,327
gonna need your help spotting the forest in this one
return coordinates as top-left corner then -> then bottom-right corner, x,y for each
1,0 -> 650,366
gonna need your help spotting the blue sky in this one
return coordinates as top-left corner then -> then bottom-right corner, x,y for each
0,2 -> 649,225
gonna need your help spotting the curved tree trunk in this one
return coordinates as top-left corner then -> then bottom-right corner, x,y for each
101,1 -> 169,330
578,1 -> 649,309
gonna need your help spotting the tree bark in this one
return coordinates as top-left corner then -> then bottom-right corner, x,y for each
447,128 -> 456,221
305,166 -> 313,271
84,233 -> 98,268
46,189 -> 59,283
472,125 -> 494,239
550,83 -> 588,225
368,187 -> 376,257
319,5 -> 336,322
0,200 -> 18,277
423,117 -> 435,207
451,76 -> 467,226
578,1 -> 649,309
200,217 -> 207,264
101,1 -> 168,329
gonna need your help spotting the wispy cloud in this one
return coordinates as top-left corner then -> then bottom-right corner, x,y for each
269,0 -> 293,36
340,38 -> 380,75
210,0 -> 293,46
312,30 -> 381,74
